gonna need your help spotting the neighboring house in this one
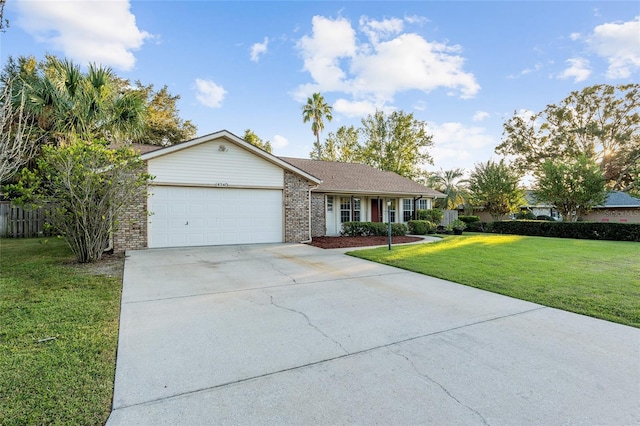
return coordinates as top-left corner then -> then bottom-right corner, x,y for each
113,130 -> 444,252
580,191 -> 640,223
521,191 -> 562,220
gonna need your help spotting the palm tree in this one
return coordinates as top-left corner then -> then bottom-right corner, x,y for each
302,92 -> 332,159
17,57 -> 145,145
430,168 -> 469,210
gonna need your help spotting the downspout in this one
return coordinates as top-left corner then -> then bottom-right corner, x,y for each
300,184 -> 319,243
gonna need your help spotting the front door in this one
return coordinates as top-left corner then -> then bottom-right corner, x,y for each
371,199 -> 382,222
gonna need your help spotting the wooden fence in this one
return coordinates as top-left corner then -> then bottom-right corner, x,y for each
441,209 -> 459,226
0,202 -> 51,238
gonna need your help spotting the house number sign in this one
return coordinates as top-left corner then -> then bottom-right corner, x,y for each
215,183 -> 229,187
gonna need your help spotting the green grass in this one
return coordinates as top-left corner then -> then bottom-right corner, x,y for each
349,234 -> 640,328
0,238 -> 121,425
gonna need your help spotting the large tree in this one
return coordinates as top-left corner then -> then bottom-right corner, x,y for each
316,125 -> 361,162
302,92 -> 333,159
497,84 -> 640,192
359,110 -> 434,180
534,155 -> 607,222
243,129 -> 272,153
428,168 -> 468,210
131,82 -> 197,146
0,78 -> 42,184
8,139 -> 152,262
468,159 -> 525,220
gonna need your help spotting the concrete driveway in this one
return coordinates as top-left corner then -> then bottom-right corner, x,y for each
107,243 -> 639,425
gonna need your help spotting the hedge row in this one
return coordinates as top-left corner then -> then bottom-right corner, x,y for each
341,221 -> 408,237
488,220 -> 640,242
407,220 -> 437,235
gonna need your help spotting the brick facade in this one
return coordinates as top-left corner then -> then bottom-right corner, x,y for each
310,192 -> 326,237
112,167 -> 149,253
283,171 -> 314,243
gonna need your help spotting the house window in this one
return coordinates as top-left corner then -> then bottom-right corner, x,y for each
388,199 -> 396,223
353,198 -> 361,222
327,195 -> 334,212
416,199 -> 430,210
340,197 -> 351,223
403,199 -> 413,222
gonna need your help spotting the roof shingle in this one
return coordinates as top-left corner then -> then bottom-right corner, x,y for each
279,157 -> 444,197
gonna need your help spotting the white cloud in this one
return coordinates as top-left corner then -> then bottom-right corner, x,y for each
15,0 -> 150,71
294,15 -> 479,109
569,32 -> 582,41
428,121 -> 496,171
195,79 -> 227,108
333,99 -> 380,117
472,111 -> 490,122
587,16 -> 640,79
558,57 -> 591,82
359,16 -> 404,44
272,135 -> 289,149
250,37 -> 269,62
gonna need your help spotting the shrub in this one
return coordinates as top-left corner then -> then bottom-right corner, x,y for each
446,219 -> 467,232
466,221 -> 487,232
489,220 -> 640,242
536,215 -> 556,221
458,215 -> 480,224
341,222 -> 408,237
516,211 -> 536,220
417,208 -> 443,224
407,220 -> 436,235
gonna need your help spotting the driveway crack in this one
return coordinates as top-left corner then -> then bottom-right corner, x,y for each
389,348 -> 490,426
269,295 -> 349,355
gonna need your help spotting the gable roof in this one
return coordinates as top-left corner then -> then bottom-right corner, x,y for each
279,157 -> 444,198
140,130 -> 321,184
600,191 -> 640,208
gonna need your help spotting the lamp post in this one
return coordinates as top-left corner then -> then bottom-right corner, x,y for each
387,200 -> 392,250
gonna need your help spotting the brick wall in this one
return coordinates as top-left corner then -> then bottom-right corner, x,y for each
113,169 -> 148,253
311,192 -> 326,237
283,171 -> 313,242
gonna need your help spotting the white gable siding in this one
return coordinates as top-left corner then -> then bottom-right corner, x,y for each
148,140 -> 284,187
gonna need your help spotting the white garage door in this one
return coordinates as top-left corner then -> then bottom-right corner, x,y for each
148,186 -> 283,248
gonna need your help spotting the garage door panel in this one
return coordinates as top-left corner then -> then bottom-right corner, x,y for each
148,186 -> 283,248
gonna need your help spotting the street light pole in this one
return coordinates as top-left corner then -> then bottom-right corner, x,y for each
387,200 -> 392,250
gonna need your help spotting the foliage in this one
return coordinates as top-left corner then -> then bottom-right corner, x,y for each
3,56 -> 146,145
341,221 -> 408,237
427,168 -> 468,209
489,220 -> 640,242
130,81 -> 197,146
7,139 -> 153,262
416,208 -> 444,224
316,125 -> 361,162
0,78 -> 43,183
458,215 -> 480,224
0,238 -> 121,424
536,215 -> 556,221
0,0 -> 8,32
468,159 -> 525,220
497,84 -> 640,192
348,234 -> 640,327
243,129 -> 272,153
446,219 -> 467,231
359,110 -> 434,180
302,92 -> 333,159
533,155 -> 607,222
407,220 -> 436,235
515,211 -> 536,220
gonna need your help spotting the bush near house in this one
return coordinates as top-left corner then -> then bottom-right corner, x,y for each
342,221 -> 408,237
416,208 -> 444,224
489,220 -> 640,242
407,220 -> 437,235
458,215 -> 480,224
515,211 -> 537,220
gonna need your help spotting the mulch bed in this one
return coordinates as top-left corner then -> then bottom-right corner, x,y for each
309,235 -> 423,249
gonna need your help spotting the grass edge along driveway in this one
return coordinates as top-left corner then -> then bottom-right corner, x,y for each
0,238 -> 121,425
348,234 -> 640,328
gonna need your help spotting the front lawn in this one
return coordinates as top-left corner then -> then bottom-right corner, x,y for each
348,234 -> 640,328
0,238 -> 122,425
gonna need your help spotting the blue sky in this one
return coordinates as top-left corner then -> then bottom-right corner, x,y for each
2,1 -> 639,176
